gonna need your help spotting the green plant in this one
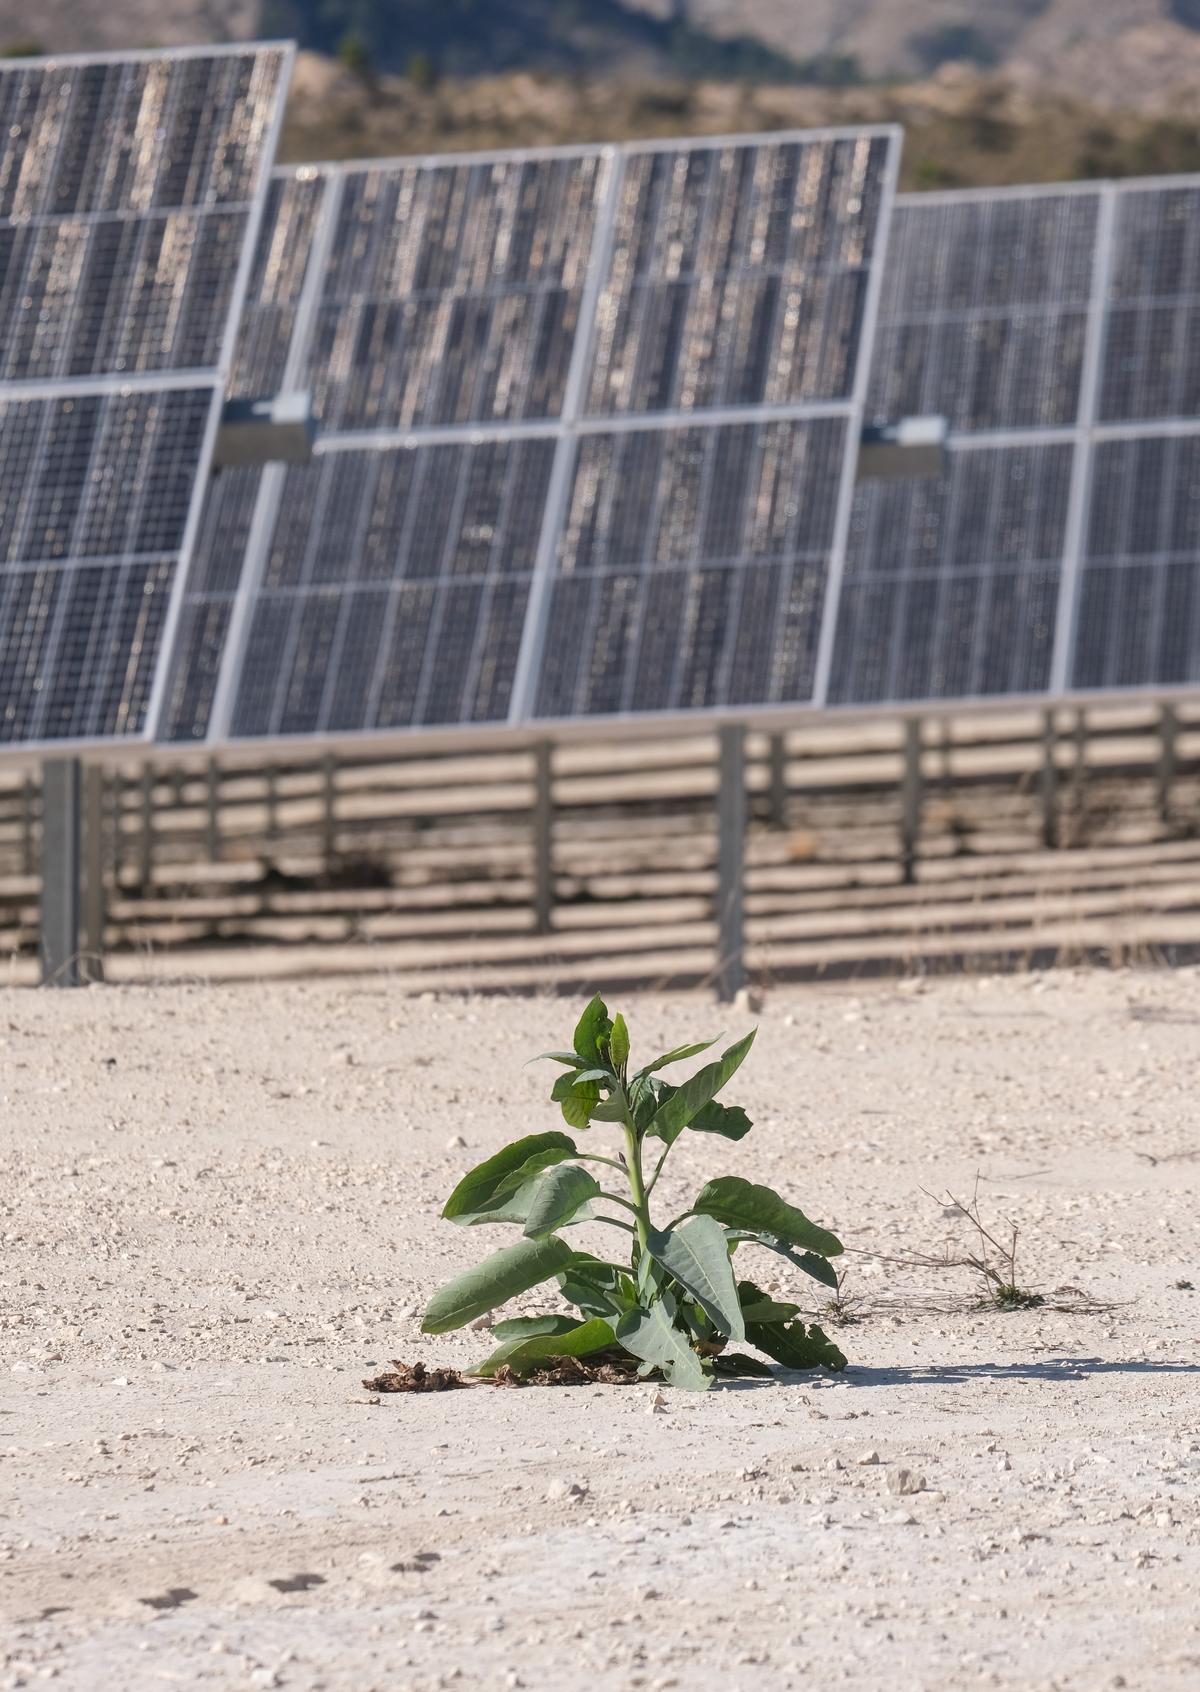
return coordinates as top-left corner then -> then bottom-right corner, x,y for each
420,996 -> 847,1390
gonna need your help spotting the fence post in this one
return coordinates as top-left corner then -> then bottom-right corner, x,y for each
532,741 -> 554,936
81,765 -> 106,984
322,753 -> 338,870
900,718 -> 923,885
716,724 -> 747,1003
767,732 -> 788,829
1041,710 -> 1059,849
138,764 -> 155,887
206,757 -> 222,862
1158,704 -> 1179,825
40,760 -> 82,987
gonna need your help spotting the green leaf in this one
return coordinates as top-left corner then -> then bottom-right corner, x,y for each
490,1314 -> 582,1340
693,1176 -> 843,1257
635,1037 -> 719,1077
573,995 -> 612,1064
443,1132 -> 577,1225
530,1050 -> 586,1067
646,1031 -> 757,1145
551,1071 -> 601,1129
737,1282 -> 802,1325
474,1317 -> 616,1379
712,1351 -> 775,1378
557,1253 -> 635,1318
421,1235 -> 574,1334
646,1216 -> 746,1342
617,1298 -> 711,1392
609,1013 -> 630,1072
689,1099 -> 753,1141
521,1165 -> 601,1239
746,1317 -> 847,1373
725,1230 -> 840,1289
630,1075 -> 670,1131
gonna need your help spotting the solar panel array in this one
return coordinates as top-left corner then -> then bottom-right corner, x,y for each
161,129 -> 900,745
842,175 -> 1200,707
0,44 -> 290,748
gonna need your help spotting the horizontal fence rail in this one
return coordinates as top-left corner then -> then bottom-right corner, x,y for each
3,703 -> 1198,991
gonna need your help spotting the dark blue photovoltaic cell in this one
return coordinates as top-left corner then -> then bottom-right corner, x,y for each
0,51 -> 288,380
304,155 -> 605,430
0,385 -> 212,742
164,437 -> 554,742
1072,434 -> 1200,689
832,443 -> 1073,703
534,418 -> 848,718
587,135 -> 891,417
1099,187 -> 1200,423
868,192 -> 1098,432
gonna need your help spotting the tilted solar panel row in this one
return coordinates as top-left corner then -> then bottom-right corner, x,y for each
162,129 -> 900,747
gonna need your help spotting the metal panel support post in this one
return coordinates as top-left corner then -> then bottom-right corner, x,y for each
767,732 -> 788,829
1041,710 -> 1059,849
533,741 -> 554,936
80,766 -> 106,984
901,718 -> 923,885
716,724 -> 747,1004
41,759 -> 82,988
206,758 -> 222,862
1158,704 -> 1179,825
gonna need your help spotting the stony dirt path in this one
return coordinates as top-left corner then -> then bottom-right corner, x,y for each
2,968 -> 1198,1689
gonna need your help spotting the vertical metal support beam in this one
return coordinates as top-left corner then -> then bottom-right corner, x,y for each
1158,704 -> 1179,825
20,773 -> 35,875
900,718 -> 923,886
138,764 -> 155,888
532,741 -> 555,937
716,724 -> 747,1004
265,765 -> 279,845
1070,708 -> 1088,836
80,766 -> 106,985
767,732 -> 788,830
40,759 -> 82,988
206,758 -> 221,862
1041,710 -> 1059,850
321,753 -> 338,869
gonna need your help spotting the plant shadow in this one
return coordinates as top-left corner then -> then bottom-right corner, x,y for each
830,1356 -> 1200,1387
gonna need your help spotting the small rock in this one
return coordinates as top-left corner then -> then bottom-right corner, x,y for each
886,1468 -> 925,1497
857,1450 -> 880,1466
732,987 -> 763,1015
647,1389 -> 668,1414
469,1312 -> 494,1331
446,1134 -> 467,1150
545,1479 -> 587,1503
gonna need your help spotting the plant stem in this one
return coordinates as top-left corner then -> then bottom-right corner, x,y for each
592,1215 -> 636,1235
596,1191 -> 640,1216
620,1102 -> 652,1257
574,1153 -> 627,1173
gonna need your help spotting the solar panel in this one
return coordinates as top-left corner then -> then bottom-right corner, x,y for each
164,126 -> 901,746
838,184 -> 1112,708
866,189 -> 1100,434
0,43 -> 291,749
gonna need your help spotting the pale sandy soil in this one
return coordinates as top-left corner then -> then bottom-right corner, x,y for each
2,968 -> 1199,1691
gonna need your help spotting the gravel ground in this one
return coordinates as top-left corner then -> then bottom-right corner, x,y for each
2,967 -> 1199,1691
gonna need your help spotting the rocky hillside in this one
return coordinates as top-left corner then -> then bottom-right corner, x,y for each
7,0 -> 1200,108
